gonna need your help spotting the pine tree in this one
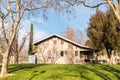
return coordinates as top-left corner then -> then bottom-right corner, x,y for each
28,24 -> 33,55
87,8 -> 120,63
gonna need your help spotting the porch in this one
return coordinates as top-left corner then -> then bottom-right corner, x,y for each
79,51 -> 96,64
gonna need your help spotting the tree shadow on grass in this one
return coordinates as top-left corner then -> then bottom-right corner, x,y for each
80,65 -> 111,80
97,64 -> 120,79
29,70 -> 47,80
29,70 -> 38,80
54,65 -> 92,80
6,64 -> 120,80
67,65 -> 111,80
58,65 -> 113,80
29,70 -> 46,80
29,73 -> 38,80
61,66 -> 90,80
48,73 -> 63,80
8,64 -> 47,73
7,64 -> 47,80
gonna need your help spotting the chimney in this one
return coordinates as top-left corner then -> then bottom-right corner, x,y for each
66,28 -> 74,59
66,27 -> 74,41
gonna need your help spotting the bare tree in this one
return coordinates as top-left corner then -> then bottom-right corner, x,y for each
18,46 -> 29,63
74,28 -> 86,45
37,43 -> 47,63
0,0 -> 24,77
36,42 -> 61,64
50,45 -> 61,64
0,0 -> 72,78
11,30 -> 29,63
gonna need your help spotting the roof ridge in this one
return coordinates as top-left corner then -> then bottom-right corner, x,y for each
33,34 -> 96,50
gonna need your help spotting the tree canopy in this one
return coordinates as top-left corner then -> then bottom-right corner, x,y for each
87,9 -> 106,50
87,8 -> 120,58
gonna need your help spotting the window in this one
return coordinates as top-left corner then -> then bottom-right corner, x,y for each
48,51 -> 51,59
75,51 -> 78,56
61,40 -> 64,44
53,40 -> 57,44
61,51 -> 64,57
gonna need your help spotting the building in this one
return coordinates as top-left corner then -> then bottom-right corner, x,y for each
33,34 -> 96,64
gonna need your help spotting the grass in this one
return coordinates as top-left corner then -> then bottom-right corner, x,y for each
0,64 -> 120,80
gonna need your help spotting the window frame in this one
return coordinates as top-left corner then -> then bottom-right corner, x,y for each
75,51 -> 78,56
60,51 -> 64,57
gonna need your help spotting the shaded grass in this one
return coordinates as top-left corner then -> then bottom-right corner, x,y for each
0,64 -> 120,80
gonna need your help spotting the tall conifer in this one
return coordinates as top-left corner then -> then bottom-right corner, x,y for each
28,24 -> 33,55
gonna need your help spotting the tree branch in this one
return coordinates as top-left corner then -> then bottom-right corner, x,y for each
1,17 -> 9,45
80,1 -> 107,8
7,0 -> 14,38
0,9 -> 8,44
24,4 -> 48,11
65,0 -> 107,8
3,12 -> 9,19
24,7 -> 44,11
0,39 -> 3,55
16,0 -> 20,21
106,0 -> 120,23
6,5 -> 25,55
18,33 -> 29,53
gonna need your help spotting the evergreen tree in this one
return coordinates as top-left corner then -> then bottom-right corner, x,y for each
87,8 -> 120,60
28,24 -> 33,55
87,9 -> 106,50
85,39 -> 95,48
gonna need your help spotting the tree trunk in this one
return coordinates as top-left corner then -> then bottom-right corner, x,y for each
104,43 -> 113,64
0,53 -> 8,77
13,54 -> 18,63
106,48 -> 112,64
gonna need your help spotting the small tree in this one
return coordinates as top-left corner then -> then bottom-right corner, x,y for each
74,28 -> 86,45
28,24 -> 33,55
11,28 -> 28,63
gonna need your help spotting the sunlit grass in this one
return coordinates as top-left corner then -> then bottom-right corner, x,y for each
0,64 -> 120,80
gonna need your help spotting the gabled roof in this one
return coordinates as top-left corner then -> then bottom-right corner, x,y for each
33,34 -> 96,51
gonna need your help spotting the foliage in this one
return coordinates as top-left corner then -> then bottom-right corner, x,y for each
33,45 -> 37,53
87,8 -> 120,59
104,8 -> 120,52
1,64 -> 120,80
85,39 -> 96,48
87,9 -> 106,50
96,49 -> 107,56
28,24 -> 33,55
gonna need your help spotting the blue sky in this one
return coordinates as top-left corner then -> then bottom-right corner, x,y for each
22,4 -> 107,42
34,5 -> 96,34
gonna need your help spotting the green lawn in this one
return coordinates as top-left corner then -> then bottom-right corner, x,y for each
0,64 -> 120,80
